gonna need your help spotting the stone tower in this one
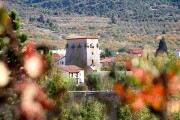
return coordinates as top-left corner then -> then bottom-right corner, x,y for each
65,36 -> 100,77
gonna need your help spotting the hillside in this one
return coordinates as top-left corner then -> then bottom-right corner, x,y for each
4,0 -> 180,50
8,0 -> 180,21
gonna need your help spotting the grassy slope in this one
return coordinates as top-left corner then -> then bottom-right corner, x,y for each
5,0 -> 180,50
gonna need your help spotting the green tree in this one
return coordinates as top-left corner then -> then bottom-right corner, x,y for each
156,37 -> 168,56
82,98 -> 106,120
101,48 -> 112,58
86,72 -> 102,91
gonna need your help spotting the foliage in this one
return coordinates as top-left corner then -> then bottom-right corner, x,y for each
6,0 -> 180,50
9,0 -> 180,22
87,72 -> 102,91
117,105 -> 132,120
75,83 -> 88,91
100,48 -> 112,58
114,52 -> 180,119
118,105 -> 159,120
0,6 -> 53,119
87,72 -> 116,90
82,98 -> 107,120
156,37 -> 168,55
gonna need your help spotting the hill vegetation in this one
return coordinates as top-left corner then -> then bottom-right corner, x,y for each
5,0 -> 180,50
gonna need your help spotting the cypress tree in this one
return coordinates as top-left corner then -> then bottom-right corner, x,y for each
156,37 -> 168,56
158,38 -> 168,53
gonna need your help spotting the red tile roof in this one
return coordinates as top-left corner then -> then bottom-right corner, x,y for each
52,53 -> 65,61
59,65 -> 83,73
67,35 -> 98,40
129,48 -> 143,54
100,57 -> 115,63
52,53 -> 61,60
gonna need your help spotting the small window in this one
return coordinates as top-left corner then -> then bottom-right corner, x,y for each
85,43 -> 89,48
96,44 -> 99,48
92,59 -> 94,64
90,43 -> 94,48
71,44 -> 75,49
78,43 -> 81,48
66,44 -> 69,48
92,52 -> 94,55
62,61 -> 64,65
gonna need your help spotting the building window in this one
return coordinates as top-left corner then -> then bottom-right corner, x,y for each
71,73 -> 73,77
92,52 -> 94,55
76,73 -> 78,77
62,61 -> 64,65
78,43 -> 81,48
85,43 -> 89,48
96,44 -> 99,48
90,43 -> 94,48
71,43 -> 75,49
66,44 -> 69,48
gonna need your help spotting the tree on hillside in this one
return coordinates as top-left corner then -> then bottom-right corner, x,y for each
156,37 -> 168,56
101,48 -> 112,58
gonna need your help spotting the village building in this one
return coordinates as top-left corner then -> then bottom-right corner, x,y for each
65,36 -> 101,78
100,57 -> 116,70
56,56 -> 66,66
128,48 -> 143,57
174,49 -> 180,57
59,65 -> 84,84
50,49 -> 66,55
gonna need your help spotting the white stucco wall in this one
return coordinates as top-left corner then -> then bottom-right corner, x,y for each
174,50 -> 180,57
59,69 -> 84,84
50,49 -> 66,55
56,57 -> 66,66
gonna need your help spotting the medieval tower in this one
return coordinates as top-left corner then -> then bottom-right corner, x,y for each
65,36 -> 100,77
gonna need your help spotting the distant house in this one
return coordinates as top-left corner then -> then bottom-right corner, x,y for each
52,53 -> 61,61
59,65 -> 84,84
56,56 -> 66,66
128,48 -> 143,57
52,53 -> 66,66
100,57 -> 115,70
174,49 -> 180,57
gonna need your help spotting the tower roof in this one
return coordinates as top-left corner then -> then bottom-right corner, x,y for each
67,35 -> 98,40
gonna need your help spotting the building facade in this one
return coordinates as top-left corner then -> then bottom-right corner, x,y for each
59,65 -> 84,84
56,56 -> 66,66
65,36 -> 101,77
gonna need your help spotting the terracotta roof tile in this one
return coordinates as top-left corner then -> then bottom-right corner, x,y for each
59,65 -> 83,73
129,48 -> 143,54
52,53 -> 65,61
100,57 -> 115,63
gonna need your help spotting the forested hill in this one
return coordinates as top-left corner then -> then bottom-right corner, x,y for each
7,0 -> 180,22
5,0 -> 180,50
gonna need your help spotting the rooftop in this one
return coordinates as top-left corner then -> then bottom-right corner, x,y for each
129,48 -> 143,54
52,53 -> 65,61
100,57 -> 116,63
59,65 -> 83,73
67,35 -> 98,40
